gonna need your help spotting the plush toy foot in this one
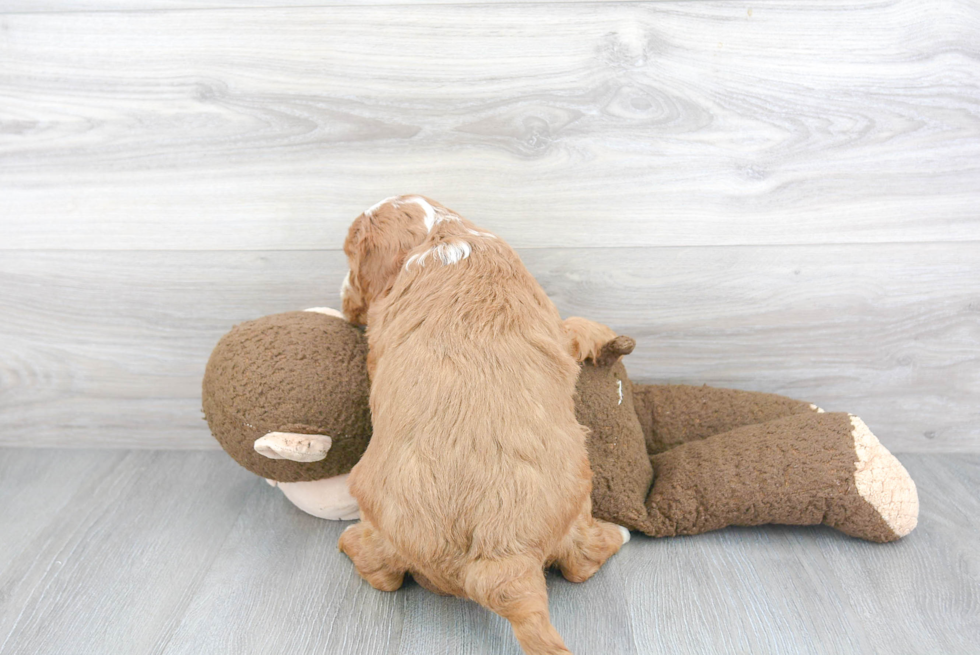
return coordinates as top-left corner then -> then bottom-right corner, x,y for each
643,412 -> 919,542
829,415 -> 918,541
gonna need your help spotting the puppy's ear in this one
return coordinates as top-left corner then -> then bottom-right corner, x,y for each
595,335 -> 636,367
342,213 -> 395,324
343,207 -> 428,324
341,225 -> 370,325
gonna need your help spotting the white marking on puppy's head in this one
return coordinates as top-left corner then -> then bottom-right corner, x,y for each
340,270 -> 353,301
402,196 -> 461,233
403,196 -> 437,230
404,240 -> 472,270
364,196 -> 399,216
433,240 -> 471,265
363,196 -> 461,235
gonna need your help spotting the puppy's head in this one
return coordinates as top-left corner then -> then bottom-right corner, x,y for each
342,195 -> 441,325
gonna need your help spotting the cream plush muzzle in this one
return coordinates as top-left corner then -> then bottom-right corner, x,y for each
264,474 -> 360,521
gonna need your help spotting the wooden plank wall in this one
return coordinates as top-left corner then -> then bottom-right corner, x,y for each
1,1 -> 978,451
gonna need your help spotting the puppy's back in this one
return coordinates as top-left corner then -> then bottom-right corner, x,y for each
351,225 -> 590,576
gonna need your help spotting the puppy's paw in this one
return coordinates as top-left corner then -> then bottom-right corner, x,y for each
563,317 -> 617,363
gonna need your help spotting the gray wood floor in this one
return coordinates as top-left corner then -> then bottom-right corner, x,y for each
0,448 -> 976,655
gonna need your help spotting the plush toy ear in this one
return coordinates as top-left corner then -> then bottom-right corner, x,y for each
254,432 -> 333,462
595,335 -> 636,367
303,307 -> 345,319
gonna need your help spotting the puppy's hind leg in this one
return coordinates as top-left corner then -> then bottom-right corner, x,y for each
338,519 -> 407,592
464,559 -> 571,655
551,498 -> 629,584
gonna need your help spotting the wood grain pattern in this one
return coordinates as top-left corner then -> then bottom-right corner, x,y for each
0,449 -> 977,654
1,0 -> 978,249
0,0 -> 632,10
0,245 -> 977,452
620,452 -> 980,654
0,449 -> 255,655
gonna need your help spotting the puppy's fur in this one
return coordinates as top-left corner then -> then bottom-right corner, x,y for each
339,196 -> 626,655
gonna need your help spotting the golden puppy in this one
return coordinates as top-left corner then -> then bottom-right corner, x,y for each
339,195 -> 628,655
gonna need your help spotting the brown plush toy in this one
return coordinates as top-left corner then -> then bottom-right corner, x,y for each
202,308 -> 370,519
574,337 -> 918,542
203,309 -> 918,542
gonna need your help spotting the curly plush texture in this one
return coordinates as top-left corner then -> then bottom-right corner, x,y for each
572,352 -> 918,542
573,358 -> 653,531
202,311 -> 918,542
642,411 -> 917,542
631,384 -> 816,456
202,311 -> 372,482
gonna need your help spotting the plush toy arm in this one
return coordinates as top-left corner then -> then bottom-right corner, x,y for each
631,384 -> 822,455
641,412 -> 918,542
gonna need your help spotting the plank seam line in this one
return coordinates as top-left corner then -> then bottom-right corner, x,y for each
0,1 -> 679,18
1,240 -> 979,254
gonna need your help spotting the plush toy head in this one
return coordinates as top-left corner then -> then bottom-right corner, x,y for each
202,310 -> 371,483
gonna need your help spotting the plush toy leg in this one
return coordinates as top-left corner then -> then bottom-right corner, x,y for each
549,497 -> 630,583
642,412 -> 918,542
338,520 -> 409,592
631,383 -> 821,455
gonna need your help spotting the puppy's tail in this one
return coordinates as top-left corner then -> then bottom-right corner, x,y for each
463,558 -> 572,655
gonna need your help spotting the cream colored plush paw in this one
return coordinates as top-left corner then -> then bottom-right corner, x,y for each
850,415 -> 919,538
